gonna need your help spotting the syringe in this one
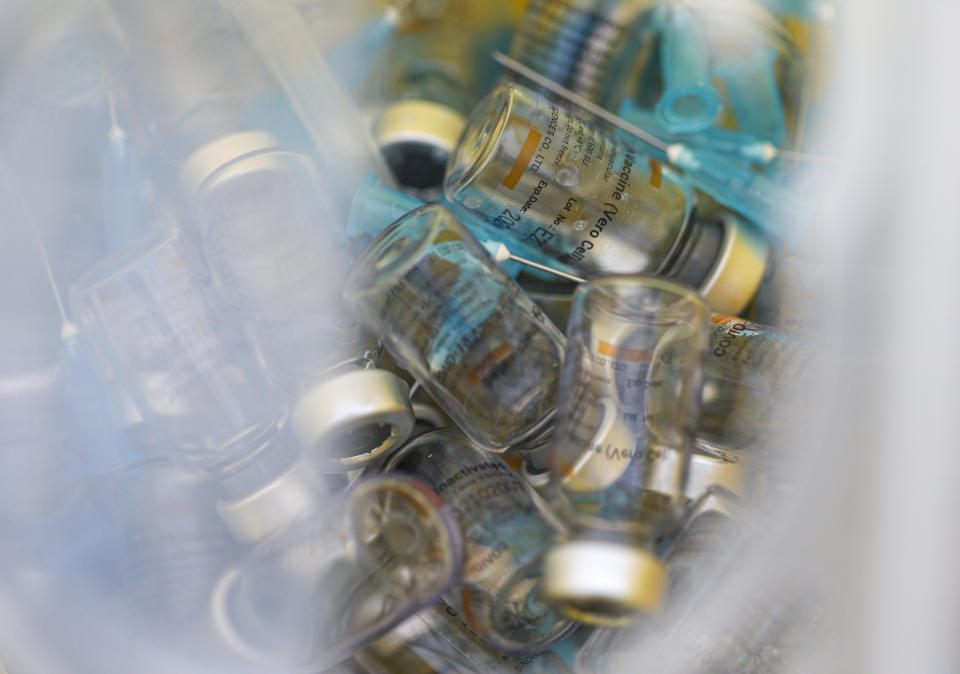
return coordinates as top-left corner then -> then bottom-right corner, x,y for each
102,91 -> 148,252
349,173 -> 769,318
493,51 -> 831,245
485,242 -> 586,284
1,158 -> 133,474
620,101 -> 780,165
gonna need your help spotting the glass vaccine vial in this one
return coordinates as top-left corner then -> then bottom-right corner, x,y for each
373,23 -> 477,199
507,212 -> 769,328
210,474 -> 463,671
344,204 -> 566,455
445,83 -> 695,279
193,146 -> 415,472
574,486 -> 757,673
373,0 -> 523,195
542,276 -> 710,626
381,429 -> 577,655
698,314 -> 809,455
69,228 -> 325,544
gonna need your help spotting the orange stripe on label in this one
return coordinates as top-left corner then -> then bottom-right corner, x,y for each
466,342 -> 514,385
501,129 -> 543,190
710,314 -> 744,324
648,157 -> 662,188
598,340 -> 652,362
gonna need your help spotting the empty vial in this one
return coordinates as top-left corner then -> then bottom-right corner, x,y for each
381,429 -> 577,655
445,83 -> 695,279
542,276 -> 710,626
210,474 -> 463,671
574,486 -> 758,673
373,22 -> 477,199
344,204 -> 566,455
69,228 -> 324,543
193,148 -> 415,472
698,314 -> 810,455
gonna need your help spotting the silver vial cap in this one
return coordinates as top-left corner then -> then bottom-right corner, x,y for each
289,367 -> 415,471
216,462 -> 323,543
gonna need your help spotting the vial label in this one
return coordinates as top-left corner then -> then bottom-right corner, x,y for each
434,459 -> 550,586
708,315 -> 803,376
450,87 -> 691,276
425,454 -> 567,649
497,104 -> 654,273
699,316 -> 809,451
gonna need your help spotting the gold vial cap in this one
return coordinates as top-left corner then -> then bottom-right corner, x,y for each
543,539 -> 667,627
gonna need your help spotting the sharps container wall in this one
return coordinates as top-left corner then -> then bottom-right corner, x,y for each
194,149 -> 414,472
445,83 -> 695,278
542,276 -> 710,626
381,429 -> 577,655
68,227 -> 321,543
344,204 -> 566,455
68,227 -> 282,474
210,474 -> 463,671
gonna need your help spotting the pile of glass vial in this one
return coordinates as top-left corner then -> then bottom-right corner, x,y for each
0,0 -> 832,671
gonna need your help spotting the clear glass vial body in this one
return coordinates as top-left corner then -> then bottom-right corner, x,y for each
543,276 -> 710,626
194,148 -> 414,471
382,429 -> 577,655
211,474 -> 463,671
344,204 -> 566,453
194,148 -> 364,386
69,227 -> 284,476
697,314 -> 809,454
445,83 -> 695,278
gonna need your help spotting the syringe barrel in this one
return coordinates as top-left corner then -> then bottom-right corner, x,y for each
715,46 -> 787,146
655,6 -> 723,133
